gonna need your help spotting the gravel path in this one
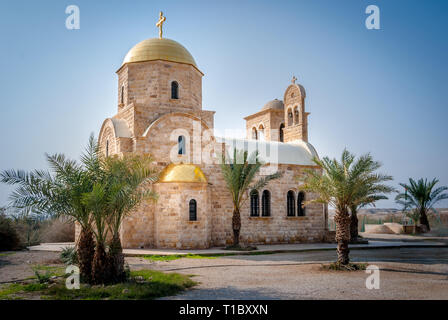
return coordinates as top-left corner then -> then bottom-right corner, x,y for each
127,248 -> 448,300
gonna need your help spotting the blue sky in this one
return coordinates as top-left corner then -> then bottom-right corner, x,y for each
0,0 -> 447,208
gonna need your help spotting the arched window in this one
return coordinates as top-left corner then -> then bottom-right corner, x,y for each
294,106 -> 299,124
105,140 -> 110,157
261,190 -> 271,217
287,190 -> 295,216
298,192 -> 306,216
252,127 -> 258,140
171,81 -> 179,99
189,199 -> 197,221
287,109 -> 293,126
178,135 -> 186,155
258,124 -> 265,141
250,190 -> 259,217
279,123 -> 285,142
121,85 -> 124,105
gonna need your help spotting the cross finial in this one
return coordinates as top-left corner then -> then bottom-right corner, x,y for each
156,11 -> 166,39
291,75 -> 297,84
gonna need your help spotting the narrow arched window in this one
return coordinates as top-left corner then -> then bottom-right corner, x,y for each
189,199 -> 197,221
298,192 -> 306,216
106,140 -> 109,157
258,124 -> 265,141
121,85 -> 124,104
171,81 -> 179,99
279,123 -> 285,142
252,127 -> 258,140
294,107 -> 299,124
178,135 -> 185,155
250,190 -> 259,217
287,190 -> 295,216
287,109 -> 293,126
262,190 -> 271,217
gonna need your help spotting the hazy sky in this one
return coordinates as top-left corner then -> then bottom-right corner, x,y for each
0,0 -> 447,208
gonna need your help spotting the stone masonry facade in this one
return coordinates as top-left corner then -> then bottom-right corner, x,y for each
86,37 -> 328,249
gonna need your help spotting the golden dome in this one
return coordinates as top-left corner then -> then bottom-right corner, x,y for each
122,38 -> 197,68
158,164 -> 207,183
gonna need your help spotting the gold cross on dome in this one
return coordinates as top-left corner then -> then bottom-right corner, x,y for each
291,76 -> 297,84
156,11 -> 166,39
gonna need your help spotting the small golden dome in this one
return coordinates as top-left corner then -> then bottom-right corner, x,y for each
122,38 -> 197,68
158,164 -> 207,183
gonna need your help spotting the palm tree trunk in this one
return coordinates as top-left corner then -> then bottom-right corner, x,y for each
92,242 -> 109,285
108,233 -> 125,283
77,228 -> 95,284
419,208 -> 430,232
232,207 -> 241,246
349,206 -> 359,243
334,208 -> 351,265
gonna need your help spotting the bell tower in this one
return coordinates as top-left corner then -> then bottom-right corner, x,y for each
283,76 -> 309,143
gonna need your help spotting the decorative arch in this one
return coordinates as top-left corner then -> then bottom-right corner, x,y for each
142,112 -> 212,139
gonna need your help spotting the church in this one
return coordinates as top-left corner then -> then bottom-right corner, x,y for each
97,13 -> 328,249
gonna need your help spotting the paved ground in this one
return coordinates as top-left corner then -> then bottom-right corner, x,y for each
126,247 -> 448,300
28,238 -> 448,256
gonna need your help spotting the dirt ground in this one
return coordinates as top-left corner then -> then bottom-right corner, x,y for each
0,251 -> 62,283
1,248 -> 447,299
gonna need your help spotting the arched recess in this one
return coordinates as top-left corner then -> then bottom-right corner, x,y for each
287,108 -> 293,126
252,127 -> 258,140
98,118 -> 132,157
287,190 -> 295,216
279,123 -> 285,142
250,190 -> 259,216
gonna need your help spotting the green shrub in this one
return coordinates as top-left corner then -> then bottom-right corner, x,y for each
60,246 -> 78,265
0,212 -> 22,251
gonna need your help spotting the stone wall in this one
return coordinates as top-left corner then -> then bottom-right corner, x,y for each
245,109 -> 284,142
116,60 -> 203,137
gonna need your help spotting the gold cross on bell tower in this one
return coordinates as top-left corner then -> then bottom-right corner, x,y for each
291,75 -> 297,84
156,11 -> 166,39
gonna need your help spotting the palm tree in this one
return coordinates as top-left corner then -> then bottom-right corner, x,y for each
301,149 -> 391,265
348,154 -> 394,242
102,154 -> 158,283
395,178 -> 448,232
0,135 -> 100,283
220,149 -> 281,247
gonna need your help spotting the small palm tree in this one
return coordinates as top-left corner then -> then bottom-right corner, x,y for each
301,149 -> 391,265
220,149 -> 281,247
404,209 -> 420,234
348,154 -> 394,242
395,178 -> 448,232
102,154 -> 158,283
0,146 -> 97,283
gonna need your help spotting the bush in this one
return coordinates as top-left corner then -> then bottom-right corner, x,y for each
0,213 -> 21,251
60,246 -> 78,265
41,218 -> 75,243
